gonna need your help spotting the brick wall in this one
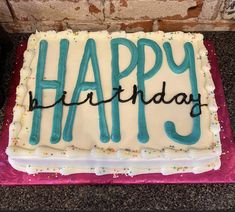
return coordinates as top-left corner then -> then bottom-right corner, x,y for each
0,0 -> 234,33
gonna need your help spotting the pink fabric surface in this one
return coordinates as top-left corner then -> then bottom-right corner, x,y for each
0,40 -> 234,185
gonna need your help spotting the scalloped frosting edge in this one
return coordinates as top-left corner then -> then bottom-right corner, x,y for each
8,156 -> 220,176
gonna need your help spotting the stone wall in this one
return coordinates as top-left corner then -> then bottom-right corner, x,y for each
0,0 -> 234,33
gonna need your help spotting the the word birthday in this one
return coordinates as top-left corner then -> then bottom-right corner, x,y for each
29,81 -> 207,118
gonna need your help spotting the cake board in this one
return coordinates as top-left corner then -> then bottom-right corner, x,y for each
0,40 -> 234,185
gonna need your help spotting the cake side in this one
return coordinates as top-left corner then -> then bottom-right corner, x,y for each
6,30 -> 221,175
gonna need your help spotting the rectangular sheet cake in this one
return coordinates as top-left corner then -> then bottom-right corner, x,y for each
6,30 -> 221,176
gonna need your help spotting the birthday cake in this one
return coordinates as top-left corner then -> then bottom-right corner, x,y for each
6,30 -> 221,176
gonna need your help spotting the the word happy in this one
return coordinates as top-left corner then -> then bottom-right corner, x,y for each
29,37 -> 202,146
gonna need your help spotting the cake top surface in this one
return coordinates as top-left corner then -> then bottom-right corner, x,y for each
7,30 -> 221,161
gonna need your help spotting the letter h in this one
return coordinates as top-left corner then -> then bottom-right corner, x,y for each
29,39 -> 69,145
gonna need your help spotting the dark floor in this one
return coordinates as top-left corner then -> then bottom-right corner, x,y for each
0,32 -> 234,211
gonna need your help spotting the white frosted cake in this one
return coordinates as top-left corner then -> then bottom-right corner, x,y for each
6,30 -> 221,176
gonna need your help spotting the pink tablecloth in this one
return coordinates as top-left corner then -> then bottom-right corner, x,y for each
0,40 -> 234,185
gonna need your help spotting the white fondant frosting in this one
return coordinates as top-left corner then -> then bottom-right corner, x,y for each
6,30 -> 221,176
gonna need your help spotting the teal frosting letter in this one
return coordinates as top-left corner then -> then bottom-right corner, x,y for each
63,39 -> 110,143
30,39 -> 69,145
137,39 -> 163,143
111,38 -> 138,142
163,42 -> 200,145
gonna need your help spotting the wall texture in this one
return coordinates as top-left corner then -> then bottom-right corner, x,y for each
0,0 -> 235,33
